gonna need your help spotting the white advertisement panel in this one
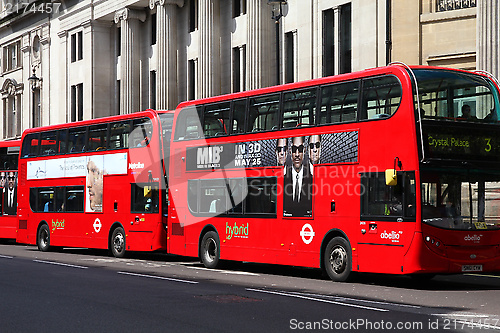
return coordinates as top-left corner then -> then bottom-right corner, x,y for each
26,153 -> 128,180
104,153 -> 128,175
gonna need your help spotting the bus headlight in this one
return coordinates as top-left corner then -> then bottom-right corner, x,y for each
423,234 -> 446,257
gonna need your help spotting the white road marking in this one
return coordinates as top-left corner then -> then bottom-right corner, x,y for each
247,288 -> 388,312
0,254 -> 13,259
33,259 -> 88,269
289,291 -> 421,309
187,266 -> 260,276
118,271 -> 198,284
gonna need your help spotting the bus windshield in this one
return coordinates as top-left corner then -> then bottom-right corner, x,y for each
421,170 -> 500,230
414,69 -> 500,122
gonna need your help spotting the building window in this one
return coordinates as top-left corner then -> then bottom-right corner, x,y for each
233,0 -> 246,18
322,8 -> 334,77
150,71 -> 156,109
151,13 -> 157,45
71,83 -> 83,122
71,31 -> 83,63
189,0 -> 198,32
436,0 -> 476,12
188,59 -> 197,101
232,46 -> 246,93
32,89 -> 41,128
116,27 -> 121,57
285,31 -> 295,84
340,3 -> 351,74
2,41 -> 21,72
3,95 -> 21,138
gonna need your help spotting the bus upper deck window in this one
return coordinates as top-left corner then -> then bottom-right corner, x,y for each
362,75 -> 402,120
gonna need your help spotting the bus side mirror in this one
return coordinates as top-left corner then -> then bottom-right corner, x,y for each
385,169 -> 397,186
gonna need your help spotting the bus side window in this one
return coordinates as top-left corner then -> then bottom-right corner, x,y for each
203,102 -> 231,137
319,81 -> 359,125
248,94 -> 280,132
88,124 -> 108,152
282,88 -> 317,128
174,106 -> 203,140
39,188 -> 55,212
199,179 -> 227,215
39,131 -> 58,156
360,172 -> 415,220
68,127 -> 87,153
361,75 -> 402,120
131,183 -> 159,213
109,121 -> 130,149
244,177 -> 277,215
232,99 -> 247,134
58,129 -> 69,154
66,186 -> 84,212
29,188 -> 37,212
21,133 -> 40,158
131,118 -> 153,148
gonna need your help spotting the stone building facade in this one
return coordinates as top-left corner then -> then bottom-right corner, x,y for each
0,0 -> 497,140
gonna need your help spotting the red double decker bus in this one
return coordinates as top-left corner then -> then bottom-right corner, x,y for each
0,139 -> 20,239
167,64 -> 500,281
16,110 -> 174,256
17,65 -> 500,281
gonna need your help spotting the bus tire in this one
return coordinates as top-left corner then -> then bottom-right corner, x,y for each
200,231 -> 220,269
37,224 -> 50,252
324,237 -> 352,282
111,227 -> 126,258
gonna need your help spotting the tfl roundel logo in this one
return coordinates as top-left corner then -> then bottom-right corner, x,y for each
300,224 -> 315,245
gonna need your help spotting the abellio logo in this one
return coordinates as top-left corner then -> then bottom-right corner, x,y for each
464,234 -> 482,242
380,230 -> 401,242
225,222 -> 249,240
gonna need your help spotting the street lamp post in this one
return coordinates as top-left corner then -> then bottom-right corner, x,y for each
28,66 -> 41,128
268,0 -> 287,85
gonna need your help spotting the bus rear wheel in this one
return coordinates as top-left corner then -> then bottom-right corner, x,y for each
111,227 -> 126,258
200,231 -> 220,269
324,237 -> 352,282
37,224 -> 50,252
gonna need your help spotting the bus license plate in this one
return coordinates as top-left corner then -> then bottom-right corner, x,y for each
462,265 -> 482,272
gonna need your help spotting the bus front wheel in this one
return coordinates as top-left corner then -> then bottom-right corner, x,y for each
111,227 -> 126,258
37,224 -> 50,252
324,237 -> 352,282
200,231 -> 220,269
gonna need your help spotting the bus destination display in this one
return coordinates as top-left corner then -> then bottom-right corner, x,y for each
423,125 -> 500,163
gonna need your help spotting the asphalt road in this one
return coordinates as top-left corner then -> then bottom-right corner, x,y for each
1,242 -> 499,332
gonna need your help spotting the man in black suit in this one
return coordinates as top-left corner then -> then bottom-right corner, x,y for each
283,137 -> 313,217
3,171 -> 17,215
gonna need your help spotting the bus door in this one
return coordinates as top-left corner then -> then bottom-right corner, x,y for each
357,171 -> 417,273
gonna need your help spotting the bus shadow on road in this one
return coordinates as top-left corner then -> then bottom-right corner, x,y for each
18,244 -> 500,291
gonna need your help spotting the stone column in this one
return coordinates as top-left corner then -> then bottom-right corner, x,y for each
114,8 -> 146,114
57,30 -> 68,124
21,33 -> 32,131
40,24 -> 50,125
199,0 -> 220,98
150,0 -> 184,110
477,0 -> 500,78
247,0 -> 274,90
